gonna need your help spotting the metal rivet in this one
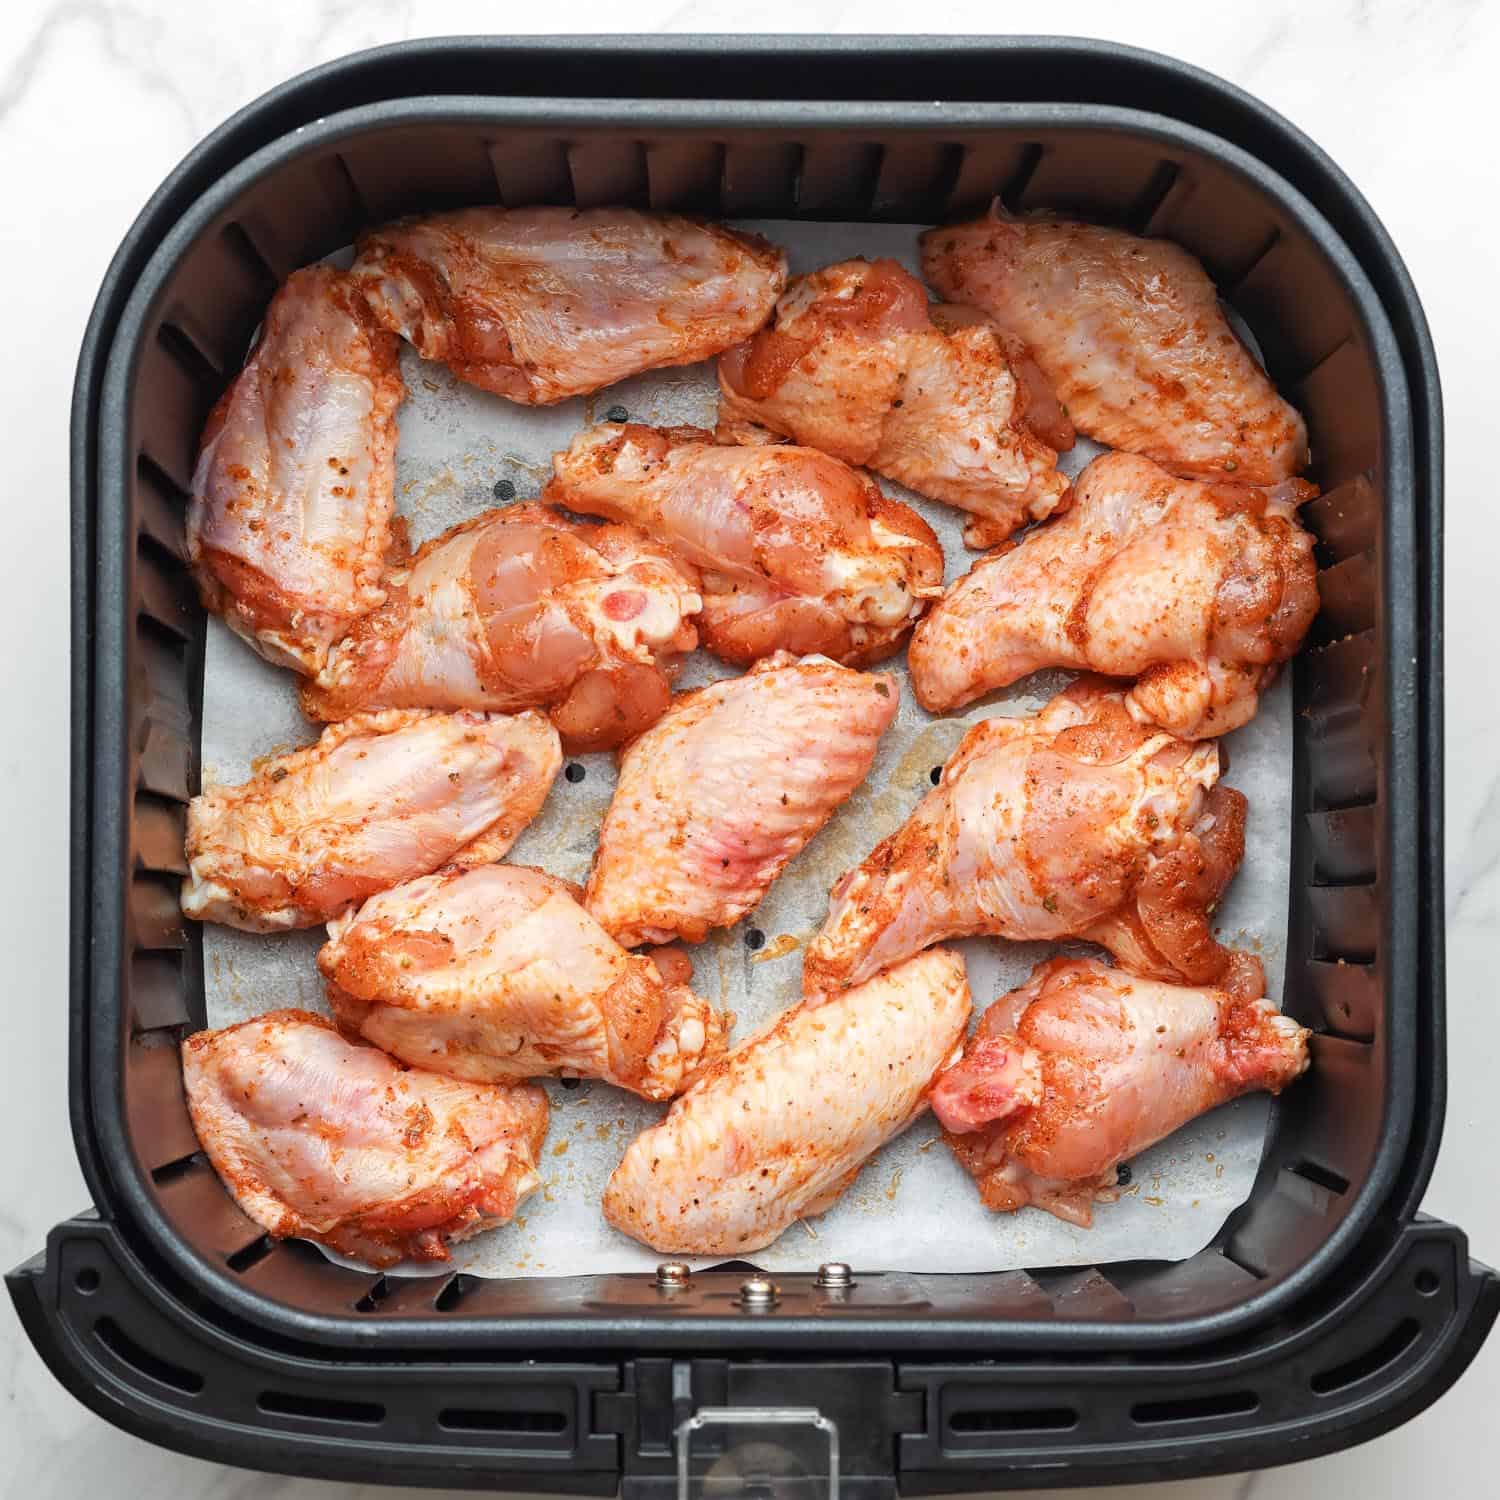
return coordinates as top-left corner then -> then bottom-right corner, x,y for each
738,1275 -> 779,1309
493,479 -> 516,502
815,1261 -> 853,1290
655,1261 -> 691,1291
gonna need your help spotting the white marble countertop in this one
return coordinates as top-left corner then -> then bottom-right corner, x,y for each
3,3 -> 1497,1497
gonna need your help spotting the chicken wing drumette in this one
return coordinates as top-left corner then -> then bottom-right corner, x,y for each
932,956 -> 1309,1226
183,708 -> 560,931
545,422 -> 943,665
320,865 -> 730,1100
803,678 -> 1256,997
187,266 -> 405,672
908,452 -> 1318,738
182,1009 -> 548,1268
717,257 -> 1072,548
585,653 -> 898,948
603,948 -> 971,1255
922,209 -> 1309,484
350,206 -> 786,404
301,503 -> 703,751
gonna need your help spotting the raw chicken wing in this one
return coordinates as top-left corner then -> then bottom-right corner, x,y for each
182,709 -> 560,931
932,956 -> 1309,1225
922,209 -> 1309,483
351,207 -> 786,404
320,865 -> 730,1100
909,452 -> 1318,737
718,257 -> 1072,548
301,503 -> 703,750
803,679 -> 1256,996
182,1009 -> 547,1268
545,422 -> 942,665
603,947 -> 971,1254
187,266 -> 405,672
586,653 -> 898,947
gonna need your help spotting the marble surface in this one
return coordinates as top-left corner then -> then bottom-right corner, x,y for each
2,2 -> 1497,1496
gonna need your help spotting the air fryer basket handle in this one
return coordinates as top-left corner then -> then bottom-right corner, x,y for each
11,1214 -> 1496,1492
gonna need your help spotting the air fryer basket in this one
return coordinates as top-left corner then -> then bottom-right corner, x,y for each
12,37 -> 1494,1494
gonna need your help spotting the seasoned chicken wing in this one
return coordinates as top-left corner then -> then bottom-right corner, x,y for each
301,503 -> 703,750
909,452 -> 1319,738
350,207 -> 786,404
603,948 -> 971,1255
922,209 -> 1309,483
182,1009 -> 547,1268
183,709 -> 560,932
803,679 -> 1255,996
545,422 -> 943,666
320,865 -> 730,1100
586,653 -> 898,948
932,957 -> 1309,1226
718,257 -> 1072,548
187,265 -> 405,672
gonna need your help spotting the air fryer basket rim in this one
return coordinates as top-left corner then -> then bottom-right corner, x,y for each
76,83 -> 1425,1356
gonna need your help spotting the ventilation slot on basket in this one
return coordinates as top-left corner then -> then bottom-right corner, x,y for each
1309,885 -> 1378,965
1131,1390 -> 1258,1425
1310,1318 -> 1420,1394
567,141 -> 649,209
136,455 -> 191,561
221,219 -> 281,297
435,1272 -> 478,1312
794,141 -> 882,217
132,951 -> 191,1034
332,153 -> 371,224
999,144 -> 1044,212
355,1276 -> 390,1313
136,533 -> 198,641
95,1317 -> 204,1394
259,1389 -> 386,1425
871,142 -> 965,220
130,871 -> 189,952
150,1150 -> 206,1187
226,1234 -> 275,1273
949,1406 -> 1077,1434
157,320 -> 223,388
1126,160 -> 1182,234
439,1407 -> 570,1434
1289,1159 -> 1350,1196
1219,227 -> 1283,298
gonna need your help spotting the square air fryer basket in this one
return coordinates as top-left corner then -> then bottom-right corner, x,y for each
11,36 -> 1495,1495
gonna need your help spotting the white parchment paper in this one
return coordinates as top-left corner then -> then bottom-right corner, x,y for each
201,222 -> 1290,1276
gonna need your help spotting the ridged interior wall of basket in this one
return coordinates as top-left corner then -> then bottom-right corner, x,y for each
114,115 -> 1392,1328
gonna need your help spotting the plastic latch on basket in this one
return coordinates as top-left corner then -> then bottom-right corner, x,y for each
676,1406 -> 839,1500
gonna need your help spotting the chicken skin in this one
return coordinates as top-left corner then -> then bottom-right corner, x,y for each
603,947 -> 971,1255
586,653 -> 899,948
182,1009 -> 548,1268
350,207 -> 786,405
301,503 -> 703,750
187,266 -> 405,673
718,257 -> 1072,549
908,452 -> 1319,738
803,678 -> 1255,997
922,209 -> 1309,484
544,422 -> 943,666
182,709 -> 560,932
932,957 -> 1309,1226
319,865 -> 730,1101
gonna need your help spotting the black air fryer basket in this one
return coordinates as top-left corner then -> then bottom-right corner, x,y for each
11,35 -> 1496,1496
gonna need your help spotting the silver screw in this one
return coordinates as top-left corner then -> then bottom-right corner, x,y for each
815,1261 -> 854,1290
655,1261 -> 691,1290
738,1275 -> 779,1309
